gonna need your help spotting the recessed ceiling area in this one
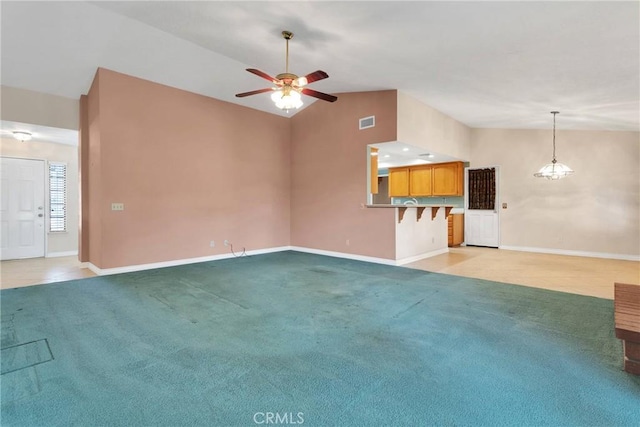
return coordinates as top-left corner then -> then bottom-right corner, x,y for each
0,121 -> 78,146
371,142 -> 461,170
1,1 -> 638,131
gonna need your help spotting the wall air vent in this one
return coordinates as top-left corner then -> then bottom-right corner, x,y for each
359,116 -> 375,130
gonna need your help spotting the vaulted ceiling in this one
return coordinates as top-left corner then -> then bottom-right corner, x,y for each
1,1 -> 638,131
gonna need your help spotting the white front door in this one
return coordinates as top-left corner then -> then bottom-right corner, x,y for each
464,166 -> 500,248
0,157 -> 46,260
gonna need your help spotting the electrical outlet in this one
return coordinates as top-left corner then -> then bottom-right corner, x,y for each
224,240 -> 230,246
346,239 -> 350,246
111,203 -> 124,211
209,240 -> 215,248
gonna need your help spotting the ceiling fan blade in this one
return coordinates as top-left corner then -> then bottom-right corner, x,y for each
301,88 -> 337,103
246,68 -> 278,83
235,88 -> 274,98
303,70 -> 329,85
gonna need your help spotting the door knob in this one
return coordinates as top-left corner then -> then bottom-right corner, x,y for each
38,214 -> 43,217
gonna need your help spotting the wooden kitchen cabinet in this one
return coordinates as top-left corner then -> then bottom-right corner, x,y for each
448,214 -> 464,247
432,162 -> 464,196
388,161 -> 464,198
388,167 -> 409,197
409,165 -> 433,196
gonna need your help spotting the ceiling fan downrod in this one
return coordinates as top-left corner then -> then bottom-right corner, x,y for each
282,31 -> 293,74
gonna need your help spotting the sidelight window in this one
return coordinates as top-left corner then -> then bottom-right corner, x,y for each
49,162 -> 66,232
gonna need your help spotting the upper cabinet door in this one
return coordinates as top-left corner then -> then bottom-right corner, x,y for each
388,167 -> 409,197
432,162 -> 464,196
409,165 -> 432,196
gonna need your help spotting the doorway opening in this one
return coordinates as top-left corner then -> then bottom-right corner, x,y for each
464,166 -> 500,248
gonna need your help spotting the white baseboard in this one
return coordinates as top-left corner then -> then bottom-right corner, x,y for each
395,248 -> 450,266
499,245 -> 640,262
289,246 -> 398,266
46,250 -> 78,258
87,246 -> 292,276
85,245 -> 450,277
74,243 -> 640,278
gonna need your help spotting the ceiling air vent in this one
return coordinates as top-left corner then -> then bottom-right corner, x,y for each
359,116 -> 375,130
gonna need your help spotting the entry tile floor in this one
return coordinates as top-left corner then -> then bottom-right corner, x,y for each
406,247 -> 639,300
0,256 -> 95,290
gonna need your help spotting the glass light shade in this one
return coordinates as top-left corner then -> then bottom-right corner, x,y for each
533,161 -> 574,180
271,90 -> 303,111
13,131 -> 32,142
295,76 -> 308,86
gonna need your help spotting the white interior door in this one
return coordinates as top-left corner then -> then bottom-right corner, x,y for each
0,157 -> 46,260
464,166 -> 500,248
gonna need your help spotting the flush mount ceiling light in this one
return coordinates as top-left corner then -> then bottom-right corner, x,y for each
235,30 -> 338,112
534,111 -> 574,180
13,131 -> 32,142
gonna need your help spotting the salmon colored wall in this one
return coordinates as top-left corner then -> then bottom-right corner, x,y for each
290,91 -> 398,260
84,68 -> 290,269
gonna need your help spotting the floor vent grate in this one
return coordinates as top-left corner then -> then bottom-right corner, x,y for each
1,339 -> 54,375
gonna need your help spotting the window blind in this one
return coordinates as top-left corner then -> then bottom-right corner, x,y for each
49,162 -> 66,232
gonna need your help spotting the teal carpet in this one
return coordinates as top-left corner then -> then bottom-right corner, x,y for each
1,251 -> 638,426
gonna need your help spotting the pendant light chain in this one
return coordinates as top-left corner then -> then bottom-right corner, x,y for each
533,110 -> 574,179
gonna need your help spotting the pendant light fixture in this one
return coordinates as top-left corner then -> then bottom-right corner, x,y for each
534,111 -> 574,180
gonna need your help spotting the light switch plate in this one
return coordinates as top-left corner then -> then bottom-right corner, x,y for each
111,203 -> 124,211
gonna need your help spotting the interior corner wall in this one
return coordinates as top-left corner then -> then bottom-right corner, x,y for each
85,68 -> 291,269
86,73 -> 103,267
471,128 -> 640,258
290,90 -> 398,260
396,91 -> 472,160
78,95 -> 89,262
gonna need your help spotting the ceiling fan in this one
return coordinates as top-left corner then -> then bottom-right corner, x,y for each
235,30 -> 337,111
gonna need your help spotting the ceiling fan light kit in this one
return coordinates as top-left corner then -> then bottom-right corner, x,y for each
534,111 -> 574,180
271,88 -> 303,110
235,30 -> 337,112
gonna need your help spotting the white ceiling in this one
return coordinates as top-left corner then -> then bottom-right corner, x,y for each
1,1 -> 638,133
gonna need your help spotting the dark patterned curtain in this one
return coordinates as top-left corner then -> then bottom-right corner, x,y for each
468,168 -> 496,210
